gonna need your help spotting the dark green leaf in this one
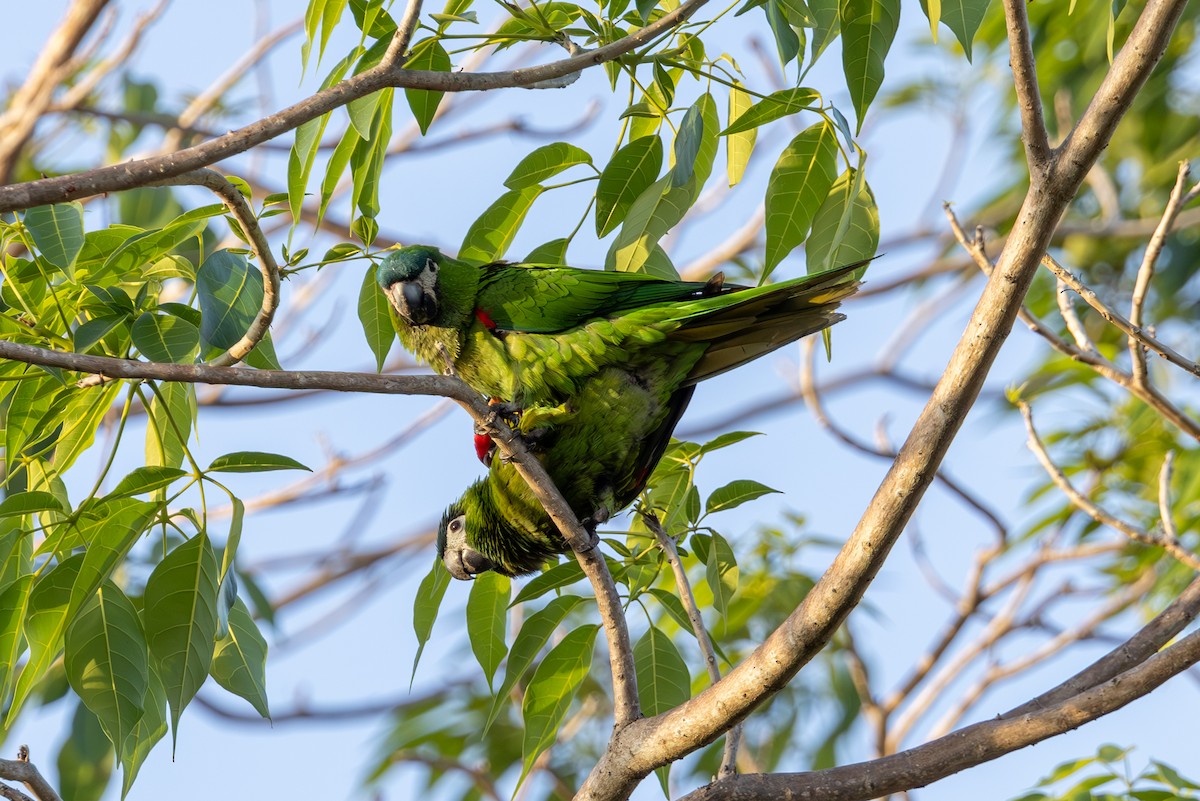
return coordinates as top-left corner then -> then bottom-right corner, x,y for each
704,532 -> 738,620
206,451 -> 311,473
706,479 -> 781,513
411,556 -> 451,680
196,250 -> 263,350
520,624 -> 598,782
57,703 -> 114,801
460,186 -> 544,263
595,136 -> 663,237
404,38 -> 451,135
143,533 -> 220,751
634,624 -> 691,715
105,467 -> 188,500
940,0 -> 991,60
131,312 -> 200,364
510,559 -> 584,605
119,668 -> 167,799
25,203 -> 85,279
670,103 -> 705,187
806,169 -> 880,273
720,88 -> 821,136
840,0 -> 900,131
211,599 -> 270,719
74,314 -> 128,354
358,263 -> 394,371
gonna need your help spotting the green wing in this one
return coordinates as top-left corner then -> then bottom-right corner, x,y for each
475,263 -> 736,334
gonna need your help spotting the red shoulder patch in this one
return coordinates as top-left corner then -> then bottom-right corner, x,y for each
474,432 -> 494,465
474,307 -> 497,330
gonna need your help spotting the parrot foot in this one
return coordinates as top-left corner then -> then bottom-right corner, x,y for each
487,397 -> 524,430
580,506 -> 611,538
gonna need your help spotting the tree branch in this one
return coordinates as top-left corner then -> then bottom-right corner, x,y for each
1001,0 -> 1050,170
0,756 -> 61,801
0,0 -> 710,213
680,628 -> 1200,801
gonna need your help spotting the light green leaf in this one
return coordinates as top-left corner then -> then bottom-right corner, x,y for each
65,582 -> 149,755
411,556 -> 451,680
466,571 -> 511,689
520,624 -> 598,782
206,451 -> 311,473
706,479 -> 781,514
73,314 -> 128,354
5,373 -> 63,471
143,533 -> 220,751
211,599 -> 270,719
810,0 -> 841,62
404,38 -> 451,135
0,491 -> 64,518
25,202 -> 85,279
289,51 -> 355,221
459,186 -> 544,263
510,559 -> 584,606
131,312 -> 200,364
219,498 -> 243,585
349,88 -> 394,228
68,499 -> 157,617
119,666 -> 166,799
595,135 -> 663,238
52,381 -> 122,473
105,467 -> 188,500
806,169 -> 880,274
705,532 -> 738,621
720,88 -> 821,136
939,0 -> 991,60
319,127 -> 360,224
6,554 -> 84,726
0,575 -> 34,707
524,238 -> 569,265
701,431 -> 763,454
505,142 -> 593,189
145,382 -> 194,470
484,594 -> 584,734
840,0 -> 901,132
763,121 -> 839,278
727,82 -> 756,187
358,263 -> 394,371
634,624 -> 691,716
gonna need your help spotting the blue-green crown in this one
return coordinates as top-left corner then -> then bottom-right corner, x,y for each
376,245 -> 442,289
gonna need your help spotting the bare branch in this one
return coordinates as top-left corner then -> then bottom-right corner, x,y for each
53,0 -> 168,115
681,628 -> 1200,801
1001,0 -> 1050,169
1021,402 -> 1200,571
0,756 -> 61,801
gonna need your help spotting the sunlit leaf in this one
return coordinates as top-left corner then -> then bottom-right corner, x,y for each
466,571 -> 511,689
411,556 -> 451,681
404,38 -> 451,135
211,599 -> 270,719
727,82 -> 756,187
805,169 -> 880,274
720,88 -> 821,136
505,142 -> 593,189
131,312 -> 200,364
358,263 -> 395,371
520,624 -> 598,782
459,186 -> 544,263
763,121 -> 839,278
840,0 -> 900,132
25,202 -> 85,279
595,136 -> 663,238
206,451 -> 311,473
634,625 -> 691,715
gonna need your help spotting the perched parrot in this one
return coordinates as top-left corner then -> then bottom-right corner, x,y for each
439,365 -> 695,579
376,245 -> 866,417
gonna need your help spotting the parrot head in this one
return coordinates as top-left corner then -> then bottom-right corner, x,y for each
377,245 -> 444,325
438,496 -> 498,580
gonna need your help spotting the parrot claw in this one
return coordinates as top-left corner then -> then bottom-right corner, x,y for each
487,398 -> 524,429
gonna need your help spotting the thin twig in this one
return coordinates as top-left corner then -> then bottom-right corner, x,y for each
1021,402 -> 1200,571
1001,0 -> 1050,170
645,512 -> 742,777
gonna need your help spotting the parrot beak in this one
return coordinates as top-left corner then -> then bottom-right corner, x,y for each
388,280 -> 439,324
444,546 -> 497,581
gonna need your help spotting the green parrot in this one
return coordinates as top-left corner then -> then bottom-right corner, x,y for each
376,246 -> 865,419
439,364 -> 696,579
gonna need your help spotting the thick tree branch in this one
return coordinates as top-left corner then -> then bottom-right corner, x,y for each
680,628 -> 1200,801
0,0 -> 709,213
0,338 -> 638,724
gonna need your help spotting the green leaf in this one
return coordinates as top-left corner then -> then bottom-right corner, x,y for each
5,373 -> 62,471
65,582 -> 149,756
131,312 -> 200,364
720,88 -> 821,136
595,135 -> 664,238
705,532 -> 738,621
763,121 -> 839,278
52,381 -> 122,473
205,451 -> 311,473
940,0 -> 990,60
211,599 -> 270,719
0,491 -> 64,518
74,314 -> 128,353
119,668 -> 167,799
520,624 -> 598,782
764,0 -> 800,67
25,202 -> 85,279
806,169 -> 880,274
466,571 -> 511,689
510,559 -> 584,605
68,499 -> 157,618
302,0 -> 348,71
607,95 -> 718,274
459,186 -> 544,263
404,38 -> 451,135
840,0 -> 901,132
358,263 -> 395,371
105,466 -> 188,500
196,250 -> 264,350
727,82 -> 756,187
484,595 -> 584,734
143,533 -> 220,751
706,479 -> 781,513
0,575 -> 34,706
57,704 -> 115,801
810,0 -> 841,62
349,87 -> 394,228
6,554 -> 84,726
411,557 -> 451,681
701,431 -> 763,453
145,382 -> 194,470
288,53 -> 353,224
525,238 -> 570,265
348,89 -> 387,141
101,215 -> 212,276
669,102 -> 705,187
505,142 -> 593,189
634,624 -> 691,716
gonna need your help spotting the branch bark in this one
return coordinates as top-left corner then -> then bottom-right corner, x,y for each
0,757 -> 61,801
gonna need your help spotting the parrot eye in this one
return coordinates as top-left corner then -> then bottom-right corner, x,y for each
448,515 -> 464,534
426,258 -> 437,273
